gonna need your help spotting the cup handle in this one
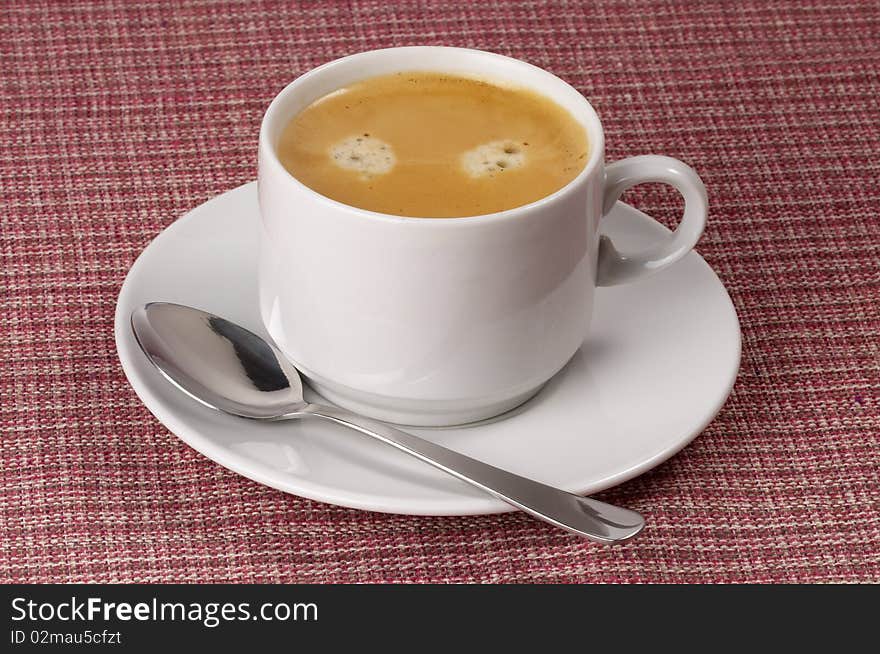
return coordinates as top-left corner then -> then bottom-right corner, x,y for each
597,155 -> 708,286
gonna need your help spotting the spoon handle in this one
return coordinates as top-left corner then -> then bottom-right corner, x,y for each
300,403 -> 644,543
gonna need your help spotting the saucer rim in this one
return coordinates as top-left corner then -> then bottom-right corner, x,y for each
114,182 -> 741,516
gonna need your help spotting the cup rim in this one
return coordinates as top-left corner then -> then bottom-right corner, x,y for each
259,46 -> 605,224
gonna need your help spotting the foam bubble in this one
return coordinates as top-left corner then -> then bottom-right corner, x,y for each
461,140 -> 527,177
328,134 -> 396,178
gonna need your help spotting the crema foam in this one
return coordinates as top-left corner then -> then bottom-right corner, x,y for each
276,71 -> 589,218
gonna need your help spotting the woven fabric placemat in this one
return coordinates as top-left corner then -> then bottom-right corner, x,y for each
2,0 -> 878,583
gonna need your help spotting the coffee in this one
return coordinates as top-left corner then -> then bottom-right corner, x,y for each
276,72 -> 589,218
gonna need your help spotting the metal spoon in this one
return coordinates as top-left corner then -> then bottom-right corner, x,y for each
130,302 -> 644,543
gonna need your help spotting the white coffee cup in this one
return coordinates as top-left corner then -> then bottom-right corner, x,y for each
258,46 -> 707,427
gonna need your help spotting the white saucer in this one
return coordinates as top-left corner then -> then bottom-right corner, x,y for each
115,183 -> 740,516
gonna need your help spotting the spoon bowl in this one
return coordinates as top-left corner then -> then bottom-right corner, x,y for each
131,303 -> 305,419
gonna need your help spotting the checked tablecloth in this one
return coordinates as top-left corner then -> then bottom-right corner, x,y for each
2,1 -> 878,583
